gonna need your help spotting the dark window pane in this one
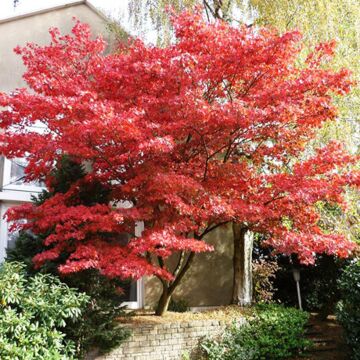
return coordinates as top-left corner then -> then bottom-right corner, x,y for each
120,280 -> 138,302
116,233 -> 138,302
7,231 -> 17,249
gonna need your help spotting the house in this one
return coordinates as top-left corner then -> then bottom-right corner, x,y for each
0,0 -> 235,311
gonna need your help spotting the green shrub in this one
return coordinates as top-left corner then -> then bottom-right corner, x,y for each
7,232 -> 131,358
272,254 -> 349,318
201,304 -> 311,360
63,270 -> 131,358
6,231 -> 48,274
168,298 -> 189,313
336,260 -> 360,360
304,255 -> 348,319
0,261 -> 88,360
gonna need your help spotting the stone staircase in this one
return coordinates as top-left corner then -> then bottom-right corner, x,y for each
294,315 -> 349,360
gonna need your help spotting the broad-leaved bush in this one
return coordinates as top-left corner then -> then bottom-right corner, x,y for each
0,262 -> 88,360
201,304 -> 311,360
336,260 -> 360,359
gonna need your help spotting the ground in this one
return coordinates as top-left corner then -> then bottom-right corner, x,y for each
293,314 -> 350,360
119,305 -> 250,324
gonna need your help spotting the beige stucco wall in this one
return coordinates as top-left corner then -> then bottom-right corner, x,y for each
144,224 -> 234,309
0,3 -> 112,93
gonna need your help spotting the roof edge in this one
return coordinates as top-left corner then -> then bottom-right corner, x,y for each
84,1 -> 110,23
0,1 -> 108,25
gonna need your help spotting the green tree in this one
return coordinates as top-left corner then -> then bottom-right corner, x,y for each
7,157 -> 130,358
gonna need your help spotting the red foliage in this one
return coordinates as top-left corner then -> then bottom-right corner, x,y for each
1,12 -> 358,281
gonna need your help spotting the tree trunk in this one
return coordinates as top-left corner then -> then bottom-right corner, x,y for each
231,223 -> 254,306
155,284 -> 172,316
155,252 -> 196,316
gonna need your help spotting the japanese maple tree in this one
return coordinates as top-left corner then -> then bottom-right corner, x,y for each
1,11 -> 358,315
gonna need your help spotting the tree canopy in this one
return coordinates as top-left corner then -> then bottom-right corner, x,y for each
127,0 -> 360,247
0,12 -> 358,313
128,0 -> 360,148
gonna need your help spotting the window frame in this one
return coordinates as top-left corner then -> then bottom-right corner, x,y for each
2,157 -> 44,193
122,221 -> 145,309
121,278 -> 145,309
0,201 -> 22,261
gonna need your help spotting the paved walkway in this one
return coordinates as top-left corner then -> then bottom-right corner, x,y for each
293,315 -> 350,360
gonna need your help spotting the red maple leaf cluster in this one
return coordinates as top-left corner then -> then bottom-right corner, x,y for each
0,11 -> 358,281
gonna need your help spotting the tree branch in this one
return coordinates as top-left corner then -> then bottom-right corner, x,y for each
202,221 -> 228,237
168,251 -> 195,294
172,251 -> 185,278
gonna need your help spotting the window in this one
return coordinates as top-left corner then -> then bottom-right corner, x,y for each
2,157 -> 43,193
2,121 -> 46,194
120,278 -> 144,309
116,222 -> 144,309
10,158 -> 25,185
0,202 -> 20,261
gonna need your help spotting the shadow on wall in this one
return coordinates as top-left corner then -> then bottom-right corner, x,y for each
145,224 -> 234,309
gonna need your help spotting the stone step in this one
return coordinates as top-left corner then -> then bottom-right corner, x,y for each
305,330 -> 322,336
312,338 -> 334,344
308,346 -> 338,352
305,323 -> 315,328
